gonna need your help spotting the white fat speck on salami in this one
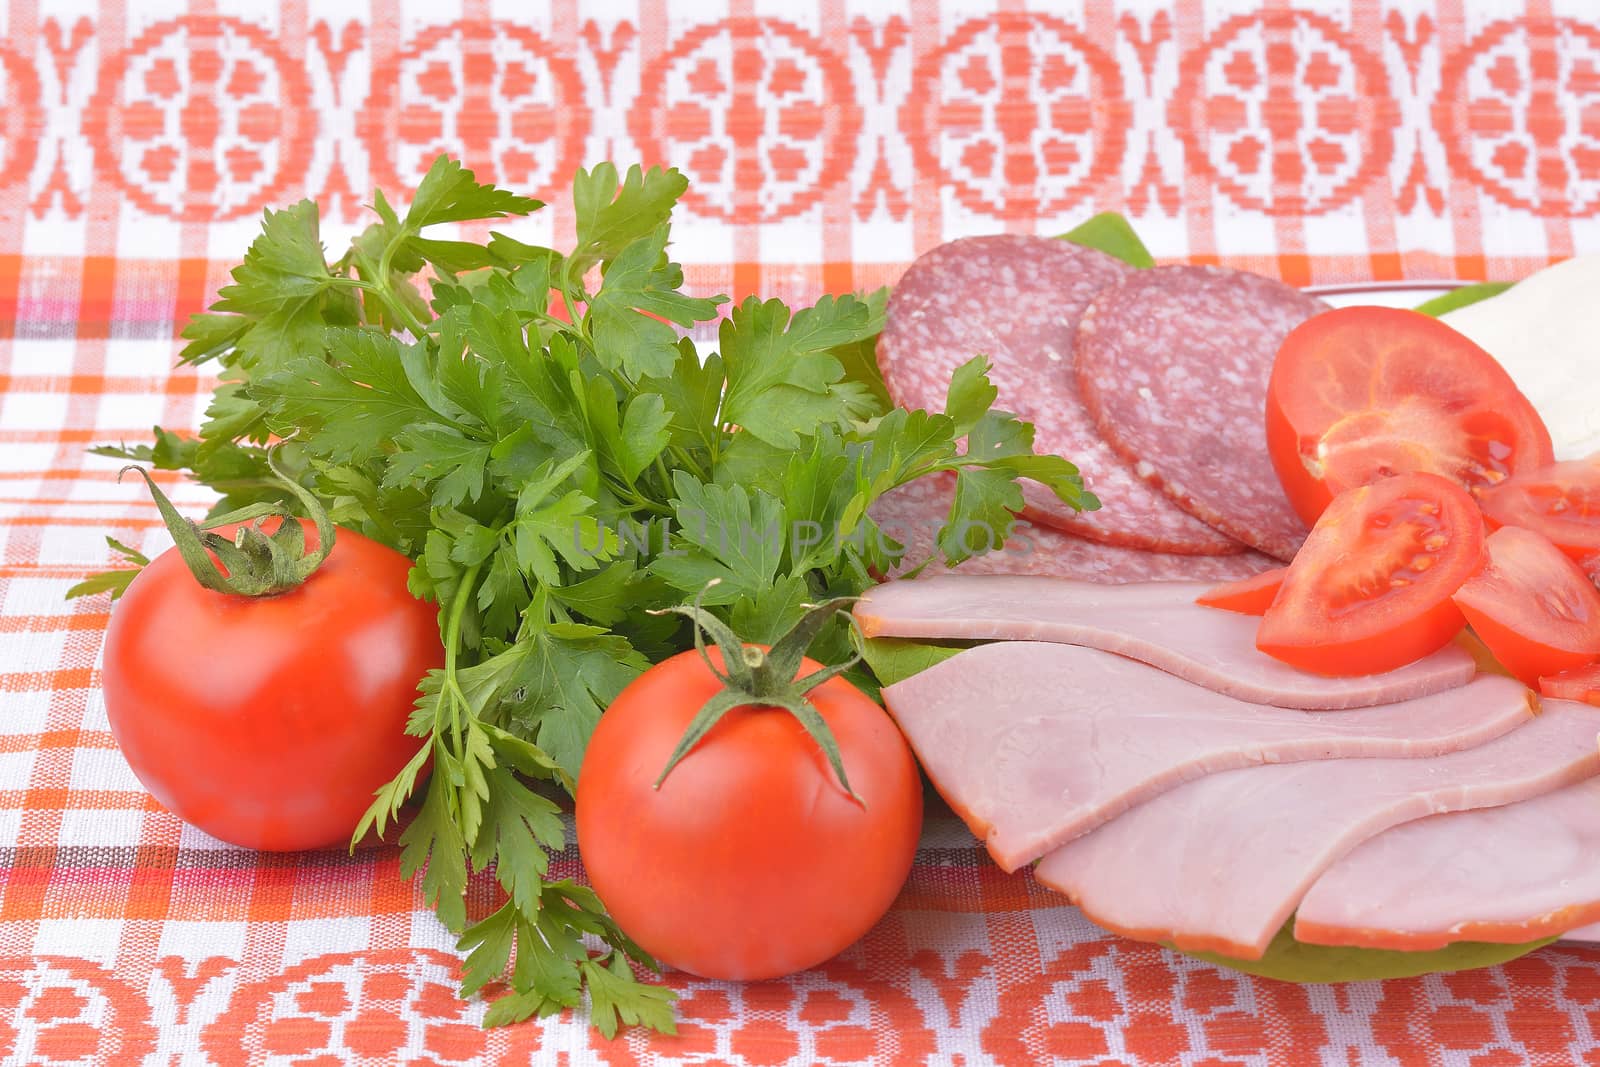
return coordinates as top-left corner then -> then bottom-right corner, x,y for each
1075,265 -> 1328,561
868,477 -> 1278,584
878,235 -> 1242,555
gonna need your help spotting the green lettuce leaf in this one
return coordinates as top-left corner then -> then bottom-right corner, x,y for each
860,637 -> 972,688
1413,281 -> 1514,317
1058,212 -> 1157,269
1184,921 -> 1553,983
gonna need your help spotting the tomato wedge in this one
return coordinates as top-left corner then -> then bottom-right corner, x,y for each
1540,662 -> 1600,706
1478,457 -> 1600,561
1266,306 -> 1554,526
1450,525 -> 1600,686
1196,567 -> 1287,616
1256,472 -> 1485,676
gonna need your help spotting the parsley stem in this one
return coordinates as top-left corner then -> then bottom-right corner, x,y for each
331,275 -> 431,340
664,447 -> 707,484
438,560 -> 484,747
559,290 -> 585,333
652,455 -> 676,492
525,309 -> 570,334
608,480 -> 672,517
372,227 -> 433,340
376,227 -> 408,297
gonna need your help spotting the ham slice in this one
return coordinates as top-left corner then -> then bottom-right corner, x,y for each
857,576 -> 1477,709
1033,700 -> 1600,958
879,642 -> 1533,871
1294,774 -> 1600,950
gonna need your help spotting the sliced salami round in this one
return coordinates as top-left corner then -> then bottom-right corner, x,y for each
1075,266 -> 1328,561
869,477 -> 1278,585
878,235 -> 1242,555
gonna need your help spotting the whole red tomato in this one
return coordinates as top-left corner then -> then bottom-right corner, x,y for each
575,645 -> 923,981
100,519 -> 442,851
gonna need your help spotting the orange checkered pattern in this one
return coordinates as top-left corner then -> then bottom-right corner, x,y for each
5,1 -> 1600,1063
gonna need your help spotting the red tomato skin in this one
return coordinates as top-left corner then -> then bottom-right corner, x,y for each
575,647 -> 923,982
1540,662 -> 1600,705
1256,473 -> 1484,676
1196,567 -> 1288,616
1261,597 -> 1469,678
1266,306 -> 1553,527
1451,525 -> 1600,686
1266,389 -> 1333,529
1479,458 -> 1600,561
101,520 -> 442,851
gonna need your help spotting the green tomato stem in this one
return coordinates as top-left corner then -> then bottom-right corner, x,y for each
651,587 -> 865,803
122,447 -> 336,597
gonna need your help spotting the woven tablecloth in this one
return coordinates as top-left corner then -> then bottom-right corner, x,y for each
5,2 -> 1600,1063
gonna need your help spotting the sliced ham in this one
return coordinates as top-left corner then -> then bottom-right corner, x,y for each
857,575 -> 1477,710
1033,700 -> 1600,958
878,643 -> 1533,872
1294,776 -> 1600,950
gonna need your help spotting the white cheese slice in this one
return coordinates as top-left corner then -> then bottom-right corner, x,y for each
1441,256 -> 1600,460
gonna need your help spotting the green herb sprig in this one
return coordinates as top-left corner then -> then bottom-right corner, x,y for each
81,157 -> 1095,1033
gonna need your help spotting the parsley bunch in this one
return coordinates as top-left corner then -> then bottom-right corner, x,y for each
91,158 -> 1094,1033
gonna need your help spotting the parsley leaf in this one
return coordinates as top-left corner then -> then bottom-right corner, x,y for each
569,163 -> 688,279
506,621 -> 647,779
65,537 -> 152,601
404,155 -> 543,228
398,764 -> 470,933
938,467 -> 1022,563
253,329 -> 444,465
828,287 -> 891,414
182,200 -> 333,370
383,426 -> 492,508
943,355 -> 1000,437
719,295 -> 881,449
583,952 -> 678,1039
653,473 -> 785,604
583,227 -> 724,380
615,395 -> 673,483
641,340 -> 724,455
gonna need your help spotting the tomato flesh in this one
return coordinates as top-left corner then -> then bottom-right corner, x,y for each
1266,306 -> 1553,526
1257,472 -> 1485,676
101,520 -> 443,851
1479,457 -> 1600,561
1451,525 -> 1600,686
1196,567 -> 1287,616
1540,662 -> 1600,706
575,646 -> 923,981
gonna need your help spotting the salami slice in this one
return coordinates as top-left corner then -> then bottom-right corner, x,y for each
868,477 -> 1278,585
879,235 -> 1242,555
1075,266 -> 1328,561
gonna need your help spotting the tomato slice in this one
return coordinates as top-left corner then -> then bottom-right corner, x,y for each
1256,472 -> 1485,676
1266,306 -> 1554,526
1196,567 -> 1287,616
1540,662 -> 1600,706
1478,457 -> 1600,561
1450,525 -> 1600,686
